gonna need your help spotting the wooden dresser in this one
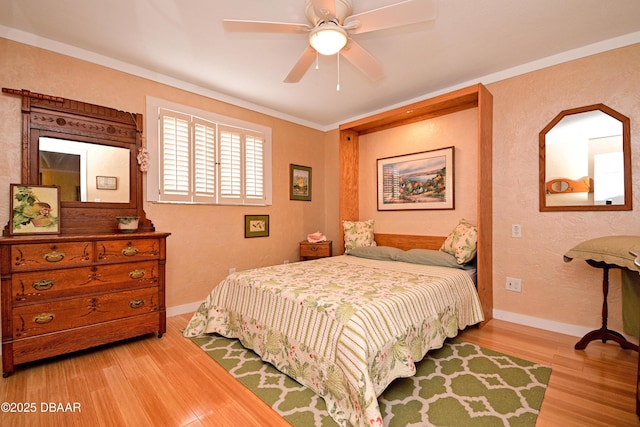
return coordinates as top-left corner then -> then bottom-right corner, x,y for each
1,89 -> 171,376
0,232 -> 169,376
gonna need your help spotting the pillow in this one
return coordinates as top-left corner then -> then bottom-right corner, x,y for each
347,246 -> 404,261
397,248 -> 472,269
440,219 -> 478,264
342,219 -> 376,253
563,235 -> 640,272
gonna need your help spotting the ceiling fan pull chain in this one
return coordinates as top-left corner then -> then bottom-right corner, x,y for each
336,54 -> 341,91
315,51 -> 319,70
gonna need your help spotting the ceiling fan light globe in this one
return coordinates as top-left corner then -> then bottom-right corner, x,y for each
309,26 -> 347,56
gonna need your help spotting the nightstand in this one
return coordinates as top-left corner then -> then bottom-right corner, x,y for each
299,240 -> 332,261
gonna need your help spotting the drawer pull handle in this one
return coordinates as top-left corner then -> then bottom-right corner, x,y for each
129,298 -> 145,309
43,250 -> 65,262
33,312 -> 55,324
129,269 -> 145,279
311,246 -> 319,251
32,280 -> 55,291
122,246 -> 139,257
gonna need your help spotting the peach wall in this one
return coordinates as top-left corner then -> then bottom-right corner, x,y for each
0,38 -> 331,310
323,128 -> 341,248
487,43 -> 640,336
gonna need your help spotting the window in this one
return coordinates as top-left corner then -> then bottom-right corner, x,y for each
146,97 -> 272,205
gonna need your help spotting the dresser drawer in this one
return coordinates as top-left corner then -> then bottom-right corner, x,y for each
10,242 -> 93,271
97,238 -> 161,262
12,260 -> 160,304
11,312 -> 163,366
12,287 -> 160,338
300,241 -> 332,259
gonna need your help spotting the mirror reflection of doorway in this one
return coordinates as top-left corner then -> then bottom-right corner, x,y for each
38,136 -> 130,203
39,136 -> 88,202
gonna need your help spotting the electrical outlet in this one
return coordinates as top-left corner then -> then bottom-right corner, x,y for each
283,260 -> 289,264
506,277 -> 522,292
229,267 -> 236,274
511,224 -> 522,238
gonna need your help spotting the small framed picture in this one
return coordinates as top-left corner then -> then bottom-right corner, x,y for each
10,184 -> 61,235
245,215 -> 269,238
96,176 -> 117,190
290,164 -> 312,201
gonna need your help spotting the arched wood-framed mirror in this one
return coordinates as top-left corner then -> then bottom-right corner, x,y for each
539,103 -> 632,212
2,88 -> 154,235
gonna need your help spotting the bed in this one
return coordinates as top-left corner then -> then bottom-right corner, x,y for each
183,229 -> 484,427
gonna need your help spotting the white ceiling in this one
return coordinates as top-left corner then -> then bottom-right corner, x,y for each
1,0 -> 640,130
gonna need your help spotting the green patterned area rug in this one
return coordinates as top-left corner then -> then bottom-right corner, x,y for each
190,335 -> 551,427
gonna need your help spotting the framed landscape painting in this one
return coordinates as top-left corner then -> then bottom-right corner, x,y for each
10,184 -> 61,235
377,146 -> 454,211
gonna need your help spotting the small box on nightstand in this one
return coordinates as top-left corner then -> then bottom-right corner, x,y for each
299,240 -> 332,261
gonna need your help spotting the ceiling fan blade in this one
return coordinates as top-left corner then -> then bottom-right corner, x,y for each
344,0 -> 436,35
340,39 -> 384,82
223,19 -> 311,34
284,46 -> 317,83
310,0 -> 337,21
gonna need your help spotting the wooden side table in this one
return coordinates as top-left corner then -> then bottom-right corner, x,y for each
573,260 -> 638,351
564,236 -> 640,352
299,240 -> 332,261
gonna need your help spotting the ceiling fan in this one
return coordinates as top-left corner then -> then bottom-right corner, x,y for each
223,0 -> 436,84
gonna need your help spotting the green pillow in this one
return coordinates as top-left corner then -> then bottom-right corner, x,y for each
397,249 -> 473,269
347,246 -> 404,261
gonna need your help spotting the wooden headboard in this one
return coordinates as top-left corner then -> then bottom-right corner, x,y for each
374,233 -> 446,251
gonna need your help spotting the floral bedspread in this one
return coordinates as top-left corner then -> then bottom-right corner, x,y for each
183,255 -> 484,426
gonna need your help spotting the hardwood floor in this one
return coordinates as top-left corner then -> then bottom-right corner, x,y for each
0,313 -> 638,426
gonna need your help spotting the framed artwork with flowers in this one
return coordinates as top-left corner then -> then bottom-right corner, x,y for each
10,184 -> 61,235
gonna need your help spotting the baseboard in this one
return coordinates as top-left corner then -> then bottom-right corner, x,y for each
167,301 -> 201,318
493,309 -> 640,345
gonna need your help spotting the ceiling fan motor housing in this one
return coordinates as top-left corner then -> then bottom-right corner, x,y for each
305,0 -> 353,26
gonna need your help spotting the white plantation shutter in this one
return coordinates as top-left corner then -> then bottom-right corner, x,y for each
159,110 -> 190,202
219,127 -> 242,202
149,99 -> 271,205
245,133 -> 264,200
193,119 -> 216,202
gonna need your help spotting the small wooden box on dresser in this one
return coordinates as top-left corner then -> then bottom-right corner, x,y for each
0,232 -> 169,377
299,240 -> 332,261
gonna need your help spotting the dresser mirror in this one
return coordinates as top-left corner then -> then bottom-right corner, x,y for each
40,137 -> 130,203
539,104 -> 632,212
2,88 -> 153,234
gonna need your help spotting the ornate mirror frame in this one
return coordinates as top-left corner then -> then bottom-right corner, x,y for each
539,103 -> 632,212
2,88 -> 154,235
